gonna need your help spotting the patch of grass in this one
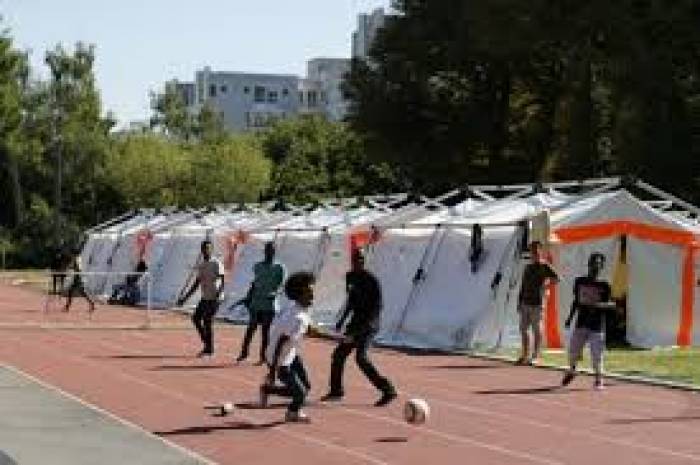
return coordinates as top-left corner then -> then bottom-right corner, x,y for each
0,270 -> 51,292
496,347 -> 700,386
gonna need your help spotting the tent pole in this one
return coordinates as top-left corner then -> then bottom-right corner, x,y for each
635,180 -> 700,219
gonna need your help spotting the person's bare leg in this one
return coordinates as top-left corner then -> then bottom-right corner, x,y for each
533,322 -> 542,362
519,328 -> 529,363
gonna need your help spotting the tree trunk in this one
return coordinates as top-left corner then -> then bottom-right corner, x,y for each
0,144 -> 24,227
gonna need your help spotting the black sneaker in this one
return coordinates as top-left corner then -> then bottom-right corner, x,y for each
374,390 -> 397,407
562,371 -> 576,386
320,392 -> 344,402
235,354 -> 247,363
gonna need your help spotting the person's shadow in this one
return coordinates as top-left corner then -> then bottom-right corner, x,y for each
475,386 -> 585,395
155,420 -> 285,436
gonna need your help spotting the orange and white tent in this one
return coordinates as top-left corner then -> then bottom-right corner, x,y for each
547,190 -> 700,348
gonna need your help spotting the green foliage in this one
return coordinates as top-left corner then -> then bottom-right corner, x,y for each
260,116 -> 398,203
104,134 -> 189,209
346,0 -> 700,198
185,136 -> 270,206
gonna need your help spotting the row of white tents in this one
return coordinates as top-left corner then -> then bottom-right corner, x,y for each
80,177 -> 700,350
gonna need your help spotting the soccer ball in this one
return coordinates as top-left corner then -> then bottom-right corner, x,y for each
404,398 -> 429,425
220,402 -> 234,416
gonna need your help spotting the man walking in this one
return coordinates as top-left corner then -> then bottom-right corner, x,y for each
516,241 -> 559,365
237,242 -> 286,364
177,240 -> 224,357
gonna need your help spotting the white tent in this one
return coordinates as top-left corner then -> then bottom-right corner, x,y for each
220,205 -> 390,325
549,190 -> 700,348
369,191 -> 573,350
79,178 -> 700,350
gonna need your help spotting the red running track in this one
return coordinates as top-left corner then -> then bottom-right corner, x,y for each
2,284 -> 700,465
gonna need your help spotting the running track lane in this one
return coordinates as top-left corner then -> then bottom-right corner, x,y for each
1,285 -> 700,464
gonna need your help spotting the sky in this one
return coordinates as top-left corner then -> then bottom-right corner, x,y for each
2,0 -> 391,127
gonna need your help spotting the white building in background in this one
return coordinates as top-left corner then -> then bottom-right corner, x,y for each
174,60 -> 350,132
352,7 -> 386,60
306,58 -> 351,121
159,7 -> 394,132
191,67 -> 300,131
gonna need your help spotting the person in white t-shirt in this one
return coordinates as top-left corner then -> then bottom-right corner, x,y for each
259,271 -> 315,423
177,240 -> 224,357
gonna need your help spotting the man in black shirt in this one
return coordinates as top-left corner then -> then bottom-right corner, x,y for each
516,241 -> 559,365
562,252 -> 614,390
321,249 -> 397,407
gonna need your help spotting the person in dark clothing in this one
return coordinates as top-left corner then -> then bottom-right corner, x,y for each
110,259 -> 147,306
562,253 -> 614,390
50,250 -> 68,295
321,249 -> 397,407
516,241 -> 559,365
63,252 -> 95,313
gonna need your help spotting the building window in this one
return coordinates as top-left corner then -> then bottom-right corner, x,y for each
254,113 -> 265,127
299,92 -> 304,103
244,86 -> 250,94
268,91 -> 278,103
220,85 -> 227,94
321,91 -> 327,103
209,84 -> 217,97
282,88 -> 289,97
254,86 -> 266,103
197,81 -> 204,102
308,91 -> 317,107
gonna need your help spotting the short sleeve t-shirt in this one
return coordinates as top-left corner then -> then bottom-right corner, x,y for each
265,304 -> 310,367
249,261 -> 286,314
573,277 -> 612,332
519,262 -> 558,306
197,258 -> 224,301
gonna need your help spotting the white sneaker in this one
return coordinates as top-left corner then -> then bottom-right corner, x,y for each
259,385 -> 269,408
285,410 -> 311,423
594,379 -> 605,391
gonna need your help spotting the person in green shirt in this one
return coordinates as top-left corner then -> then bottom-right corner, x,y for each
236,242 -> 286,364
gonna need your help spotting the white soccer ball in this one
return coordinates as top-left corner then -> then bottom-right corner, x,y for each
404,398 -> 429,425
221,402 -> 234,415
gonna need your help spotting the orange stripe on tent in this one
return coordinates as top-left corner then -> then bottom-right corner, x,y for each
555,221 -> 697,247
544,279 -> 562,349
553,220 -> 699,348
348,227 -> 382,258
542,251 -> 562,348
678,247 -> 696,346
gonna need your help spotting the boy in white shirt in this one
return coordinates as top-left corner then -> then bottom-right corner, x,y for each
260,271 -> 315,423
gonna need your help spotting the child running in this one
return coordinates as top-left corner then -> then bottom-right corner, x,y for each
259,271 -> 315,423
562,252 -> 614,390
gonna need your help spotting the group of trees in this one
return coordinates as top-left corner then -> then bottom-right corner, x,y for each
0,27 -> 392,266
2,1 -> 699,266
346,0 -> 700,198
